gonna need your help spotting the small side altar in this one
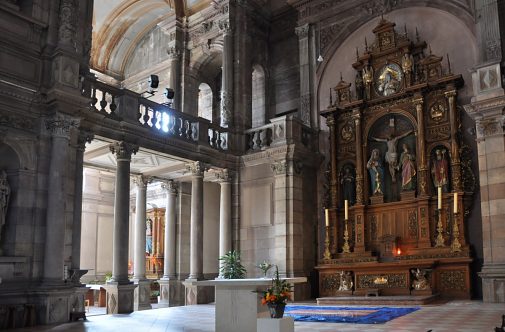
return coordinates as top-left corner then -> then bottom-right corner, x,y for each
318,18 -> 475,300
184,278 -> 306,332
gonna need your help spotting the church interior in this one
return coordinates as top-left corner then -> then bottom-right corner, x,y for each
0,0 -> 505,330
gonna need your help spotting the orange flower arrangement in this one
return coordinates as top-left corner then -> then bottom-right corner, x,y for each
259,265 -> 292,305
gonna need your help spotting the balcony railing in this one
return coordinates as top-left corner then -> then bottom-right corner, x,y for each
83,77 -> 228,151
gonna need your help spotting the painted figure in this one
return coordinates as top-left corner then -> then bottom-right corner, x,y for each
146,218 -> 153,255
431,148 -> 449,192
378,71 -> 400,96
367,149 -> 384,195
340,165 -> 356,205
400,143 -> 416,191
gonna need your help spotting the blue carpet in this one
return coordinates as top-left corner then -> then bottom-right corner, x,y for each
284,305 -> 419,324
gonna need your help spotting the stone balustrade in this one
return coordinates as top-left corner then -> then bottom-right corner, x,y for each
83,78 -> 228,151
244,115 -> 315,152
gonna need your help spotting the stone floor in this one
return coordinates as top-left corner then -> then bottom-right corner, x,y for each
8,300 -> 505,332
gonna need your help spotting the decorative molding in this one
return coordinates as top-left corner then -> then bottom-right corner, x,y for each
76,131 -> 94,152
133,175 -> 152,188
271,160 -> 303,176
216,168 -> 233,183
300,94 -> 311,126
218,20 -> 233,34
220,90 -> 232,127
186,161 -> 207,176
0,114 -> 35,131
109,141 -> 139,161
58,0 -> 77,46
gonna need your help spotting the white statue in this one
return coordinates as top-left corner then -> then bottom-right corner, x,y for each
0,170 -> 10,242
338,271 -> 353,291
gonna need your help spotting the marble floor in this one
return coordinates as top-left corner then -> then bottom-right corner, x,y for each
8,300 -> 505,332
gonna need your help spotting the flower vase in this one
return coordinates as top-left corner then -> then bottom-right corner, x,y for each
267,303 -> 286,318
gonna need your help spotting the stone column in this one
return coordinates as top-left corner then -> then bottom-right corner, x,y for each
295,24 -> 313,127
167,47 -> 182,111
43,113 -> 78,284
352,109 -> 365,253
219,20 -> 233,128
105,141 -> 138,314
158,180 -> 178,307
217,169 -> 232,277
187,161 -> 205,280
132,175 -> 152,311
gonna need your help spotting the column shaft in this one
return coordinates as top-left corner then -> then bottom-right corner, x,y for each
133,176 -> 149,280
220,21 -> 233,127
163,181 -> 177,279
188,162 -> 204,279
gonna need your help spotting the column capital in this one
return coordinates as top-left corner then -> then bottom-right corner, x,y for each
161,180 -> 178,194
133,175 -> 152,189
295,24 -> 310,38
167,46 -> 182,60
444,90 -> 457,99
413,95 -> 424,106
218,20 -> 233,35
45,113 -> 79,139
76,130 -> 94,152
186,161 -> 207,177
109,141 -> 139,161
216,169 -> 233,183
326,114 -> 335,127
271,160 -> 302,176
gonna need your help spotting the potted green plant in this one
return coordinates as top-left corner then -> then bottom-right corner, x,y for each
218,250 -> 246,279
258,265 -> 293,318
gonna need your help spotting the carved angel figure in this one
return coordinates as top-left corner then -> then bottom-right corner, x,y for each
411,268 -> 430,291
338,271 -> 353,291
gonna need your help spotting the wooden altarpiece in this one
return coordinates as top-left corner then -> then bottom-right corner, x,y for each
146,208 -> 165,278
318,18 -> 474,299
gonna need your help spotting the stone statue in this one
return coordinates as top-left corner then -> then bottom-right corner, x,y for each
367,148 -> 384,195
370,130 -> 412,183
355,72 -> 364,100
340,165 -> 356,205
401,53 -> 414,73
0,170 -> 10,243
400,143 -> 416,191
145,218 -> 153,255
338,271 -> 353,291
411,268 -> 430,291
431,148 -> 449,192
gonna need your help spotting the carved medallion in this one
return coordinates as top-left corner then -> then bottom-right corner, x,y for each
340,123 -> 354,142
374,63 -> 403,96
430,101 -> 446,122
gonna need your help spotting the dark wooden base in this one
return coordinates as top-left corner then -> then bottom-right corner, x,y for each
370,195 -> 384,204
316,294 -> 440,305
334,290 -> 353,297
400,191 -> 416,201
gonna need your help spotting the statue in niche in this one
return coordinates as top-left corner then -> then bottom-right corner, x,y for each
367,149 -> 384,195
0,171 -> 10,245
146,218 -> 153,255
338,271 -> 353,291
431,148 -> 449,192
400,143 -> 416,191
340,165 -> 356,205
370,130 -> 413,183
355,72 -> 364,100
411,268 -> 430,291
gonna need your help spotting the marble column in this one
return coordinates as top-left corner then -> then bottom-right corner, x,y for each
71,131 -> 93,284
43,113 -> 78,284
105,141 -> 138,314
167,47 -> 181,111
158,180 -> 178,307
132,175 -> 152,311
187,161 -> 205,280
219,20 -> 233,128
217,169 -> 232,278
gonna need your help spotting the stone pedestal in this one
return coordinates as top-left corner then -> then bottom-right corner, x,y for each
182,279 -> 214,305
335,290 -> 353,297
257,317 -> 294,332
157,278 -> 179,307
133,279 -> 152,311
104,283 -> 137,314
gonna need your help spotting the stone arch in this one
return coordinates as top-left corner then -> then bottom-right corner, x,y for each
198,82 -> 213,122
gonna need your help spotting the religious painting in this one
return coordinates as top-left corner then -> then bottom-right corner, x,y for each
374,63 -> 403,97
340,163 -> 356,206
430,146 -> 451,193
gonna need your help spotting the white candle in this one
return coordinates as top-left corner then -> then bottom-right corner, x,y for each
325,209 -> 329,227
344,200 -> 349,220
453,192 -> 458,214
437,186 -> 442,210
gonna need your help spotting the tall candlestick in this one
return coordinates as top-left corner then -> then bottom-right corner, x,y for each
344,200 -> 349,220
453,192 -> 458,214
437,186 -> 442,210
325,209 -> 329,227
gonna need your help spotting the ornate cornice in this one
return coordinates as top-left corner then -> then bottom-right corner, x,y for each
109,141 -> 138,161
186,161 -> 207,177
218,19 -> 233,34
271,159 -> 303,176
76,130 -> 94,152
161,180 -> 178,194
216,168 -> 233,183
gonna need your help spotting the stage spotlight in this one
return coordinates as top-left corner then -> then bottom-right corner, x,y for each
142,75 -> 159,98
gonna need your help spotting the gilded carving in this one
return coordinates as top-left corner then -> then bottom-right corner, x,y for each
340,122 -> 354,142
356,273 -> 407,289
321,274 -> 340,293
370,215 -> 377,241
408,210 -> 418,238
439,270 -> 466,291
429,101 -> 447,122
411,268 -> 431,290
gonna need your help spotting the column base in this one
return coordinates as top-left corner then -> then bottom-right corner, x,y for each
103,283 -> 137,314
157,278 -> 182,307
182,279 -> 215,305
479,263 -> 505,302
132,279 -> 152,311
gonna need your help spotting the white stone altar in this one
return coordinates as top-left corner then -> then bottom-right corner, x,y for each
183,277 -> 306,332
257,317 -> 294,332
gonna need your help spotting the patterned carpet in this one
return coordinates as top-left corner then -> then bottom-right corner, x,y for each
284,305 -> 419,324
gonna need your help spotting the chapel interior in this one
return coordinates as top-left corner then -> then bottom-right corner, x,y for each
0,0 -> 505,330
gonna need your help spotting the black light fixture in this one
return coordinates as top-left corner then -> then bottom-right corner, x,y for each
142,74 -> 159,98
162,87 -> 175,108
